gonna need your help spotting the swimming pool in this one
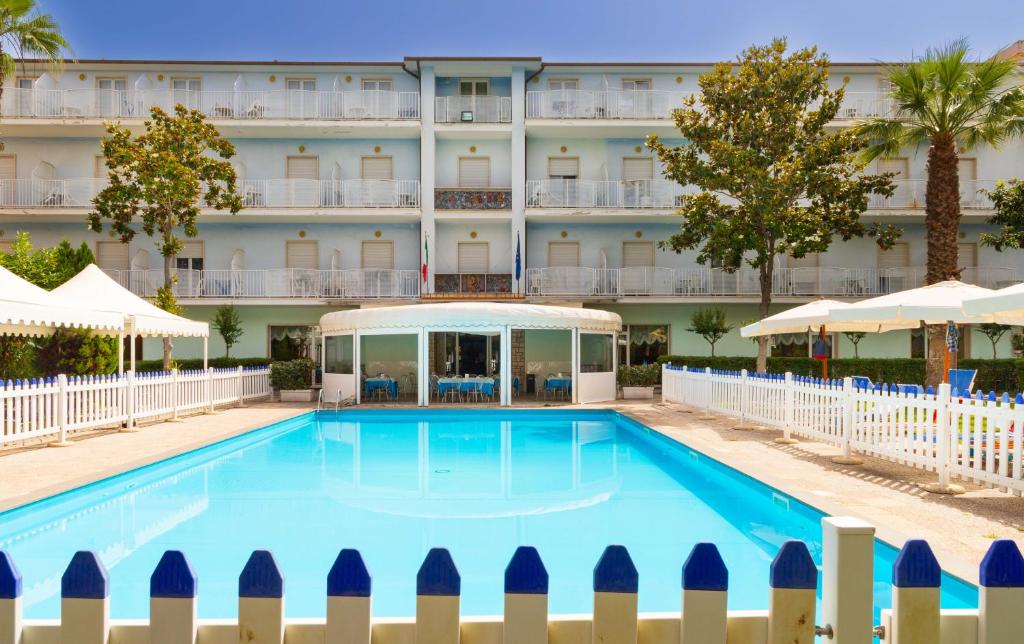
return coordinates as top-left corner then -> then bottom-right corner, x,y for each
0,409 -> 976,619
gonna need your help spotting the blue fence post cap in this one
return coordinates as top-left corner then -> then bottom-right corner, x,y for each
151,550 -> 197,598
682,542 -> 728,591
980,540 -> 1024,588
770,541 -> 817,590
328,549 -> 372,597
0,551 -> 21,599
594,545 -> 638,593
239,550 -> 284,598
893,540 -> 940,588
417,548 -> 460,596
61,551 -> 109,599
505,546 -> 548,595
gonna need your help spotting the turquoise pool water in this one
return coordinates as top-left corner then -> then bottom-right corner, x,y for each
0,409 -> 976,619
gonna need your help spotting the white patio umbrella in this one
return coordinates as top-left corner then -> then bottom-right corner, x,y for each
961,281 -> 1024,325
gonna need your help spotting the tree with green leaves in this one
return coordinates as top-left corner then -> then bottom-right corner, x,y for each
90,104 -> 243,368
687,308 -> 733,357
857,39 -> 1024,385
648,38 -> 899,372
212,305 -> 243,357
976,323 -> 1011,359
0,0 -> 69,106
844,331 -> 867,358
981,179 -> 1024,250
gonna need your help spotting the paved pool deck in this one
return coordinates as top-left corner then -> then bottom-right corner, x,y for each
2,398 -> 1022,584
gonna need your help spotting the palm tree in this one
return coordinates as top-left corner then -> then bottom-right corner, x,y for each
858,39 -> 1024,385
0,0 -> 69,103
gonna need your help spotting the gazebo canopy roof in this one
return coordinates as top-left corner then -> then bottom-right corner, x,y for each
828,280 -> 995,326
0,266 -> 124,337
962,282 -> 1024,325
52,264 -> 208,338
740,299 -> 919,337
320,302 -> 622,334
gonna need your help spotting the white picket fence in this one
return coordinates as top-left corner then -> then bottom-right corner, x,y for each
3,516 -> 1021,644
662,365 -> 1024,495
0,366 -> 271,446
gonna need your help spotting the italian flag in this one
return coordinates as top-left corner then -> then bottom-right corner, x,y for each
421,236 -> 429,283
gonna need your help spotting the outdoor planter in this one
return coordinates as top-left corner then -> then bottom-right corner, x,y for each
279,389 -> 315,402
622,385 -> 655,400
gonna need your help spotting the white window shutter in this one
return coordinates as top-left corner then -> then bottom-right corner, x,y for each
548,157 -> 579,178
622,157 -> 653,182
958,243 -> 977,268
458,157 -> 490,188
286,240 -> 319,269
361,241 -> 394,269
361,156 -> 393,180
286,156 -> 319,180
622,241 -> 655,268
548,241 -> 580,267
96,241 -> 129,271
458,242 -> 489,273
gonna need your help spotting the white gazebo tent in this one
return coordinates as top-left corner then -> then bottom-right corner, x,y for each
0,266 -> 124,338
961,282 -> 1024,325
319,302 -> 622,406
52,264 -> 210,372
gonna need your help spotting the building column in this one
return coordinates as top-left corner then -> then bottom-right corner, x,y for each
510,66 -> 526,295
500,325 -> 511,406
420,64 -> 437,295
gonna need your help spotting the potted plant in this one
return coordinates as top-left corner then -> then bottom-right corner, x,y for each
618,364 -> 660,400
270,358 -> 316,402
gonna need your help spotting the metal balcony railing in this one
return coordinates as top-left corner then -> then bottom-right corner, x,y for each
0,88 -> 420,121
867,179 -> 997,209
527,179 -> 689,209
527,89 -> 691,120
104,269 -> 421,299
434,96 -> 512,123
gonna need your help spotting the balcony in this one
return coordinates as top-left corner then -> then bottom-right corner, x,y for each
106,269 -> 421,300
868,180 -> 996,210
0,88 -> 420,121
527,179 -> 687,209
434,188 -> 511,210
525,266 -> 1019,298
834,92 -> 895,120
430,273 -> 517,299
434,96 -> 511,123
0,178 -> 107,208
527,89 -> 690,120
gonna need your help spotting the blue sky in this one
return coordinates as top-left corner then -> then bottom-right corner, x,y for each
38,0 -> 1021,62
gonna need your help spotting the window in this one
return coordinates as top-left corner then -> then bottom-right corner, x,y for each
15,77 -> 33,89
457,242 -> 489,273
286,78 -> 316,91
93,155 -> 107,179
286,156 -> 319,180
548,79 -> 579,91
458,79 -> 489,96
324,335 -> 354,374
269,325 -> 311,361
361,79 -> 393,92
958,158 -> 977,181
96,241 -> 129,271
361,156 -> 393,180
959,242 -> 978,269
175,240 -> 204,271
622,241 -> 655,268
547,241 -> 580,267
0,155 -> 14,204
622,157 -> 654,182
580,334 -> 614,373
361,240 -> 394,269
97,78 -> 127,91
286,240 -> 319,270
618,325 -> 669,366
171,78 -> 201,91
458,157 -> 490,188
878,242 -> 909,268
876,157 -> 909,179
623,79 -> 652,91
910,328 -> 926,359
547,157 -> 579,179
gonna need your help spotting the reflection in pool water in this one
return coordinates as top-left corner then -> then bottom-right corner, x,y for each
0,410 -> 976,619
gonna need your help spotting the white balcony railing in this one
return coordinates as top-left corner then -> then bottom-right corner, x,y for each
525,266 -> 1018,298
527,89 -> 691,120
434,96 -> 512,123
527,179 -> 689,209
0,88 -> 420,121
105,269 -> 421,300
868,179 -> 997,209
834,92 -> 896,120
0,178 -> 108,207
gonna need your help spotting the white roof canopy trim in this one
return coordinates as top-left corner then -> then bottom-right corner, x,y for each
0,266 -> 124,337
320,302 -> 622,334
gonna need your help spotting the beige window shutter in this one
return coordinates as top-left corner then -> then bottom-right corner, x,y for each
876,158 -> 908,179
96,241 -> 129,271
286,240 -> 319,270
361,240 -> 394,269
0,156 -> 16,182
958,242 -> 978,268
788,252 -> 820,269
178,240 -> 204,260
877,242 -> 909,269
548,241 -> 580,267
958,158 -> 977,181
622,241 -> 655,268
93,155 -> 106,179
458,157 -> 490,188
457,242 -> 489,273
361,156 -> 394,180
622,157 -> 653,182
286,156 -> 319,180
547,157 -> 579,178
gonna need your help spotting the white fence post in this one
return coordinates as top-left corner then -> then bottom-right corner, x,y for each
775,372 -> 797,445
125,371 -> 136,432
978,540 -> 1024,644
767,541 -> 817,644
922,382 -> 964,494
150,550 -> 198,644
681,542 -> 728,644
60,551 -> 109,644
890,540 -> 940,644
0,551 -> 21,644
821,517 -> 875,644
237,365 -> 245,407
701,367 -> 714,420
504,546 -> 548,644
327,549 -> 372,644
593,545 -> 638,644
171,369 -> 180,421
206,367 -> 215,414
238,550 -> 285,644
49,374 -> 72,447
832,376 -> 862,465
732,369 -> 750,429
416,549 -> 461,644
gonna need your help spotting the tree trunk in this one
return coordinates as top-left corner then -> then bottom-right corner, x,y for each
924,133 -> 961,386
756,265 -> 773,373
162,251 -> 174,369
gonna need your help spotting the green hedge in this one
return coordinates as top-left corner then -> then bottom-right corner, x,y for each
135,357 -> 272,373
656,356 -> 1024,393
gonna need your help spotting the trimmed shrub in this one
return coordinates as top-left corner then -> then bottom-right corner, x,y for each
269,358 -> 315,391
617,364 -> 661,387
135,357 -> 271,373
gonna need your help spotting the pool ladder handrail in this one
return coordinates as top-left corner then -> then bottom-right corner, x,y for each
317,388 -> 343,411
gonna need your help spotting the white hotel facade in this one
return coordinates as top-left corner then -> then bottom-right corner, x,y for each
1,55 -> 1022,363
